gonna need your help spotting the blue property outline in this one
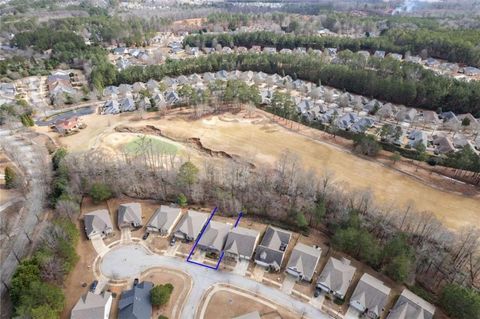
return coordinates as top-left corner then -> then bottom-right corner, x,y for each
186,208 -> 243,270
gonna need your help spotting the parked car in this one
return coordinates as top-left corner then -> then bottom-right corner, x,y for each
169,236 -> 176,246
142,232 -> 150,240
90,280 -> 98,292
314,288 -> 322,297
133,278 -> 139,286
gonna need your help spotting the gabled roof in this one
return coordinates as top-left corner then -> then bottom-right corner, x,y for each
317,257 -> 356,297
254,226 -> 292,268
224,227 -> 259,258
350,273 -> 391,317
118,281 -> 153,319
147,206 -> 182,232
84,210 -> 113,238
387,289 -> 435,319
71,291 -> 112,319
174,210 -> 208,239
286,243 -> 322,280
198,221 -> 231,251
118,203 -> 142,227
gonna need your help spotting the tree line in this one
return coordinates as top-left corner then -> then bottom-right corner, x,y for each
109,52 -> 480,116
184,29 -> 480,67
63,135 -> 480,318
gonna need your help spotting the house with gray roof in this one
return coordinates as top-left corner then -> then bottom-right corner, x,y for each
147,205 -> 182,236
421,110 -> 439,124
351,117 -> 375,133
396,108 -> 417,122
84,210 -> 114,239
224,227 -> 260,261
118,203 -> 142,229
316,257 -> 356,300
119,97 -> 135,112
254,226 -> 292,271
349,273 -> 391,319
408,130 -> 428,148
433,136 -> 455,154
0,82 -> 16,97
463,66 -> 480,76
286,243 -> 322,282
71,291 -> 112,319
173,210 -> 209,241
197,221 -> 231,254
387,53 -> 403,61
387,289 -> 435,319
118,281 -> 153,319
101,99 -> 120,115
374,51 -> 385,58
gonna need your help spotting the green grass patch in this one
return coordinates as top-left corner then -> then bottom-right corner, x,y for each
124,136 -> 178,155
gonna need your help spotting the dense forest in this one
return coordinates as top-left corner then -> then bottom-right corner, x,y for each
108,53 -> 480,115
184,30 -> 480,67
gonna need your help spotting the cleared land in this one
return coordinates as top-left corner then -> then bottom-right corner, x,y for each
202,287 -> 300,319
39,110 -> 480,230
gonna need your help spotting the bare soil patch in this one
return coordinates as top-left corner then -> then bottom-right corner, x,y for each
203,288 -> 300,319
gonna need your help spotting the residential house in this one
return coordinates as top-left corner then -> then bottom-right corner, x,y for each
173,210 -> 209,241
387,53 -> 403,60
222,47 -> 233,54
408,130 -> 428,148
250,45 -> 262,53
215,70 -> 229,81
152,92 -> 166,109
336,113 -> 359,130
457,113 -> 478,129
224,227 -> 260,261
113,47 -> 129,55
316,257 -> 356,300
71,291 -> 112,319
463,66 -> 480,76
0,82 -> 16,97
405,55 -> 422,63
116,58 -> 130,71
132,82 -> 146,93
102,99 -> 120,114
263,47 -> 277,54
165,91 -> 180,105
326,48 -> 337,56
117,203 -> 142,229
236,46 -> 248,53
453,134 -> 469,149
138,96 -> 152,110
373,51 -> 386,58
293,47 -> 307,54
197,221 -> 231,255
433,135 -> 455,154
349,273 -> 391,319
350,117 -> 375,133
387,289 -> 435,319
147,206 -> 182,236
357,51 -> 370,59
395,108 -> 417,123
146,79 -> 159,92
254,226 -> 292,271
376,103 -> 395,119
118,84 -> 133,97
103,86 -> 119,98
286,243 -> 321,282
84,210 -> 114,239
55,117 -> 81,135
280,48 -> 293,54
425,58 -> 440,67
119,97 -> 136,112
421,110 -> 439,125
118,281 -> 153,319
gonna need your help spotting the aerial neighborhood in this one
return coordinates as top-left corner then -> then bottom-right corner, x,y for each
1,1 -> 479,319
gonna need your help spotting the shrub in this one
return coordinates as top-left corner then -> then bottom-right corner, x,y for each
89,182 -> 112,203
5,166 -> 17,189
440,284 -> 480,319
150,283 -> 174,306
177,193 -> 187,207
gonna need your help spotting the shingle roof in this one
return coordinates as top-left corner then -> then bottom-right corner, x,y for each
387,289 -> 435,319
118,203 -> 142,228
174,210 -> 208,240
147,205 -> 181,232
254,226 -> 292,269
84,210 -> 113,238
350,273 -> 391,317
286,243 -> 322,281
317,257 -> 356,298
198,221 -> 231,251
118,281 -> 153,319
71,291 -> 112,319
232,311 -> 261,319
224,227 -> 260,259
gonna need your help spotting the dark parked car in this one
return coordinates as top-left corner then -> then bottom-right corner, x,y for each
142,232 -> 150,240
90,280 -> 98,292
169,236 -> 176,246
133,278 -> 139,286
314,288 -> 322,297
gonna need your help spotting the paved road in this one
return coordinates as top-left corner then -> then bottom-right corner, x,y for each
100,244 -> 331,319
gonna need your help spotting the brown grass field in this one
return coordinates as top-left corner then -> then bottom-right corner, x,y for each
38,110 -> 480,231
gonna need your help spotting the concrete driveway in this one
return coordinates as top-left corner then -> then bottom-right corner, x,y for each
232,259 -> 249,276
100,244 -> 330,319
344,306 -> 360,319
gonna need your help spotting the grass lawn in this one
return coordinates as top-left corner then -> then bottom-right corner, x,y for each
123,136 -> 178,155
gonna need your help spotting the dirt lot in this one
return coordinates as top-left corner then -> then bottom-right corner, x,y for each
203,288 -> 301,319
0,152 -> 21,204
143,268 -> 191,319
37,109 -> 480,230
